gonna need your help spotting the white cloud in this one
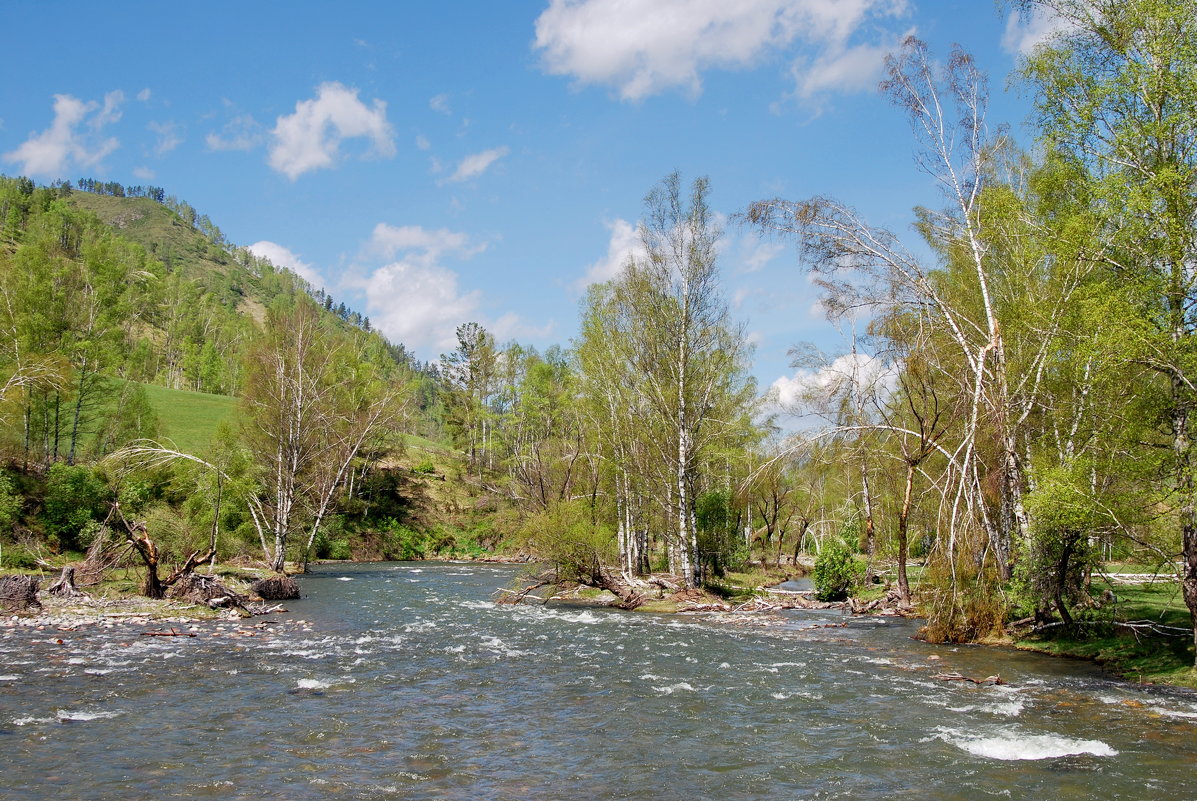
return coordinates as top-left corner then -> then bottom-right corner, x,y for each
268,82 -> 395,180
445,146 -> 509,183
795,31 -> 910,98
95,90 -> 125,127
415,134 -> 431,151
3,91 -> 123,176
147,120 -> 182,155
352,223 -> 543,354
491,311 -> 556,344
350,225 -> 486,352
206,114 -> 264,151
430,93 -> 452,114
137,88 -> 152,102
1002,7 -> 1072,56
732,286 -> 761,310
770,351 -> 896,413
132,166 -> 156,180
574,218 -> 644,290
534,0 -> 909,102
368,223 -> 485,262
248,240 -> 324,289
359,261 -> 481,353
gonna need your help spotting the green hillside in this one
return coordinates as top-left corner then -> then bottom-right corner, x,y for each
140,383 -> 239,454
67,192 -> 235,284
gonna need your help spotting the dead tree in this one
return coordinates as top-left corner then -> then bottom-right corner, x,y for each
109,503 -> 216,600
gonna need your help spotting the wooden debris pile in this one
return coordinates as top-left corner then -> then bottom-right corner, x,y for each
250,575 -> 301,601
0,575 -> 40,612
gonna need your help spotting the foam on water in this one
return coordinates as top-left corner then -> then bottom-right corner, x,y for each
653,682 -> 695,695
15,709 -> 124,726
934,726 -> 1117,760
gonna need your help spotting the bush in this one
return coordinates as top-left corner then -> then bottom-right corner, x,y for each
380,518 -> 429,560
0,471 -> 21,533
42,463 -> 107,551
812,538 -> 864,601
0,542 -> 40,570
516,500 -> 615,583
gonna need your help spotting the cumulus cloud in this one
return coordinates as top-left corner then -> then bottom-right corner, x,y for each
533,0 -> 909,101
3,91 -> 123,176
445,146 -> 509,183
351,223 -> 545,354
248,241 -> 324,289
349,225 -> 486,352
1002,6 -> 1072,56
770,351 -> 896,414
429,93 -> 452,115
268,82 -> 395,179
573,218 -> 644,290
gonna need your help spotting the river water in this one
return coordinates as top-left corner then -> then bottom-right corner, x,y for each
2,562 -> 1196,800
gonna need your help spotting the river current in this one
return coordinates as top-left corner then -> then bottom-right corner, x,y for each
1,562 -> 1195,800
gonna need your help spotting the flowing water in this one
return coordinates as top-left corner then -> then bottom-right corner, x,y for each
2,562 -> 1196,800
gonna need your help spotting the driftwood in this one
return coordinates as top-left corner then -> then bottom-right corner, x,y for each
251,575 -> 300,600
0,574 -> 40,612
933,672 -> 1006,685
496,570 -> 555,605
47,566 -> 88,599
141,628 -> 197,637
593,566 -> 645,610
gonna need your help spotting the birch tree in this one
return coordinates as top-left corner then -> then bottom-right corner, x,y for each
591,173 -> 752,587
241,299 -> 402,572
1021,0 -> 1197,656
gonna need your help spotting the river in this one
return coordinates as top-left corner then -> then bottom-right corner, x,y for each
1,562 -> 1195,800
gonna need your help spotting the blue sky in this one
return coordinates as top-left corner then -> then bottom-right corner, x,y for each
0,0 -> 1057,398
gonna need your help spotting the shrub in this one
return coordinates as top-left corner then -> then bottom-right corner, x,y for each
380,518 -> 429,560
42,463 -> 107,551
812,538 -> 864,601
0,471 -> 21,533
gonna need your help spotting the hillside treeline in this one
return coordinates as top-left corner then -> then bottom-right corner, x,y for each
0,173 -> 445,583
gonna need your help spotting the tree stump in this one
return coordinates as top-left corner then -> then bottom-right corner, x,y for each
251,575 -> 300,600
0,575 -> 41,612
47,566 -> 88,599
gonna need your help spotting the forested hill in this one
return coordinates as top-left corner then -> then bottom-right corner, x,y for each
0,174 -> 437,460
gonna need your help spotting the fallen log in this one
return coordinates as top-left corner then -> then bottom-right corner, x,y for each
140,628 -> 197,637
933,672 -> 1005,685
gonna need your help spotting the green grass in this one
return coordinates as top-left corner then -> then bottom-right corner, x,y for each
141,383 -> 239,454
399,432 -> 455,454
1015,577 -> 1197,688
